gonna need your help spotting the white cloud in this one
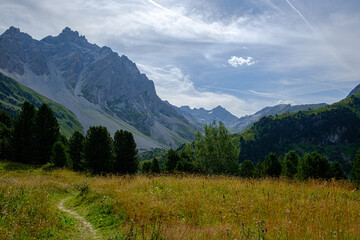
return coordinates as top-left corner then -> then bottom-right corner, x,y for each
228,56 -> 255,67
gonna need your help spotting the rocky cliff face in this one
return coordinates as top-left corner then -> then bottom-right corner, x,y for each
0,27 -> 197,148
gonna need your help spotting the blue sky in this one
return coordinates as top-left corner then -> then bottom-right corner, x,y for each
1,0 -> 359,117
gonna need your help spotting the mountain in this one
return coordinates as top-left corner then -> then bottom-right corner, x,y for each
347,83 -> 360,98
235,93 -> 360,174
178,105 -> 238,127
0,26 -> 198,149
0,72 -> 83,137
230,103 -> 328,132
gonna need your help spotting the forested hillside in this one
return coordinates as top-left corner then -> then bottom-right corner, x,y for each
0,73 -> 83,137
236,93 -> 360,174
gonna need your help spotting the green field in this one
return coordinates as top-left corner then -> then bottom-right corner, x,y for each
1,161 -> 359,239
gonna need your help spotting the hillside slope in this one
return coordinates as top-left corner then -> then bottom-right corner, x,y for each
0,73 -> 83,137
231,103 -> 328,132
236,93 -> 360,173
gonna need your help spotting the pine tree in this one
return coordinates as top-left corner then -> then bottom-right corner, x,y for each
350,149 -> 360,184
165,149 -> 180,172
113,129 -> 138,174
297,152 -> 330,180
281,150 -> 300,178
240,160 -> 255,178
33,104 -> 60,164
83,126 -> 114,174
50,141 -> 69,168
12,101 -> 36,163
0,110 -> 13,160
329,161 -> 346,180
264,152 -> 282,177
68,131 -> 85,171
150,157 -> 161,174
142,161 -> 152,173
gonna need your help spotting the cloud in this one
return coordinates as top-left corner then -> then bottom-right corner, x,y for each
228,56 -> 255,67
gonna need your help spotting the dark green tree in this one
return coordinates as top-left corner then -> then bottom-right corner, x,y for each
165,149 -> 180,172
150,157 -> 161,174
350,149 -> 360,184
12,101 -> 36,163
297,152 -> 330,180
281,150 -> 300,178
176,144 -> 194,173
254,161 -> 265,178
33,104 -> 60,164
194,121 -> 239,175
113,129 -> 138,174
329,161 -> 346,180
83,126 -> 114,174
0,111 -> 13,160
50,141 -> 69,168
68,131 -> 85,171
240,160 -> 255,178
142,161 -> 152,173
264,152 -> 282,177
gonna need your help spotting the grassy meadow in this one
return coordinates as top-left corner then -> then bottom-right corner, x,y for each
1,161 -> 360,239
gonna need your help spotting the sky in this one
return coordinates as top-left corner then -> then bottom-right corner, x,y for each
0,0 -> 360,117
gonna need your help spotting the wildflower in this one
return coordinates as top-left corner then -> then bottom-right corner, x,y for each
241,222 -> 245,226
286,209 -> 290,214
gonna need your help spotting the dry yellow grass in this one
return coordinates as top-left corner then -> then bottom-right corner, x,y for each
85,174 -> 360,239
1,162 -> 360,239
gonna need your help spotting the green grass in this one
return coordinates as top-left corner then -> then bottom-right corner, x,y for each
1,161 -> 360,239
0,73 -> 83,137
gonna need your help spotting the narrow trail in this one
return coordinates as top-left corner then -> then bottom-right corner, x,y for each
57,196 -> 100,240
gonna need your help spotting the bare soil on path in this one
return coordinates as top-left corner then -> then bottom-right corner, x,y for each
57,196 -> 100,240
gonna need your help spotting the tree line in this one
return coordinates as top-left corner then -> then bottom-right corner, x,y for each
144,121 -> 360,185
0,101 -> 138,174
1,102 -> 360,185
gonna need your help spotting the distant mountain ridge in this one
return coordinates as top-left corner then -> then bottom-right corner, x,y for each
0,26 -> 198,149
230,103 -> 328,132
179,105 -> 238,127
177,103 -> 328,133
347,83 -> 360,98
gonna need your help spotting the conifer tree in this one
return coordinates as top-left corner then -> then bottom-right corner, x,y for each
281,150 -> 300,178
165,149 -> 180,172
264,152 -> 282,177
351,149 -> 360,184
50,141 -> 69,168
68,131 -> 85,171
33,104 -> 60,164
142,161 -> 152,173
150,157 -> 161,174
0,110 -> 13,160
12,101 -> 36,163
329,161 -> 346,180
83,126 -> 114,174
113,129 -> 138,174
240,160 -> 255,178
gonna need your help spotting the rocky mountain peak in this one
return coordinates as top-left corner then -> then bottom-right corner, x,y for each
59,27 -> 86,41
3,26 -> 21,35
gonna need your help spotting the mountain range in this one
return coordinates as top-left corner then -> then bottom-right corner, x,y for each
0,27 -> 198,149
178,103 -> 328,133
